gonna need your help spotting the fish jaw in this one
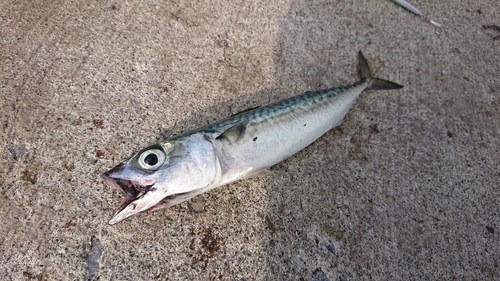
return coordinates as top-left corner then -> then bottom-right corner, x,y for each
102,166 -> 164,224
104,171 -> 170,224
109,186 -> 218,224
108,185 -> 168,224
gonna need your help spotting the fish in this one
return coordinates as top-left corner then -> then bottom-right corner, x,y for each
103,51 -> 403,224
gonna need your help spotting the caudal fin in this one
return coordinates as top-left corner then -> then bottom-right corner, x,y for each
358,51 -> 403,90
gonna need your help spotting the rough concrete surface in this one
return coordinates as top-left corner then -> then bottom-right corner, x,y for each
1,0 -> 499,280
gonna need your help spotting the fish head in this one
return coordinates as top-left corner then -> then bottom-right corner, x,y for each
103,134 -> 220,224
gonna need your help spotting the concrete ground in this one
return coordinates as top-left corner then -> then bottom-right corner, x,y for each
1,0 -> 499,280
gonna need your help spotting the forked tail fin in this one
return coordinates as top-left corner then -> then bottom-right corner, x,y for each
358,51 -> 403,90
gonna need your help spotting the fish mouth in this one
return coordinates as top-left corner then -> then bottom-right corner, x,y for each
102,175 -> 154,217
103,170 -> 207,224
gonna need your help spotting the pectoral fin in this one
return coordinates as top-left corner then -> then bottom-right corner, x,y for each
216,122 -> 248,144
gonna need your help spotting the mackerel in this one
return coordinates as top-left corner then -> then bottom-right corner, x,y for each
103,51 -> 402,224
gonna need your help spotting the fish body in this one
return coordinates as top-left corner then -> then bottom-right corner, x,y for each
103,51 -> 402,224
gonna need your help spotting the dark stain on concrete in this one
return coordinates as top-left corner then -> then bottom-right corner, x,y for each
95,150 -> 105,158
21,169 -> 37,184
22,271 -> 46,281
92,119 -> 104,129
201,227 -> 222,259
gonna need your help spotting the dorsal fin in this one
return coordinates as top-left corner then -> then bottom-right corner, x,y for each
231,106 -> 261,117
215,122 -> 247,143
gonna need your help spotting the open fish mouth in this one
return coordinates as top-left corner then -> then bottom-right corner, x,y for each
104,177 -> 153,198
102,175 -> 154,215
103,173 -> 205,224
102,167 -> 190,224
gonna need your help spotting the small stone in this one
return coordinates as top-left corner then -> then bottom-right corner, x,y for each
320,241 -> 336,255
188,195 -> 205,213
8,144 -> 27,160
313,268 -> 330,281
291,256 -> 306,268
161,129 -> 173,139
86,239 -> 103,280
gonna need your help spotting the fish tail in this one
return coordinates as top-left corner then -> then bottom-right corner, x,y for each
358,51 -> 403,90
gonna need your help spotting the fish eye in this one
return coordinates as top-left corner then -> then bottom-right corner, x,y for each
137,149 -> 165,170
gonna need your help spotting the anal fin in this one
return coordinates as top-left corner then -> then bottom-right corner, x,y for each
331,116 -> 344,129
242,168 -> 274,180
